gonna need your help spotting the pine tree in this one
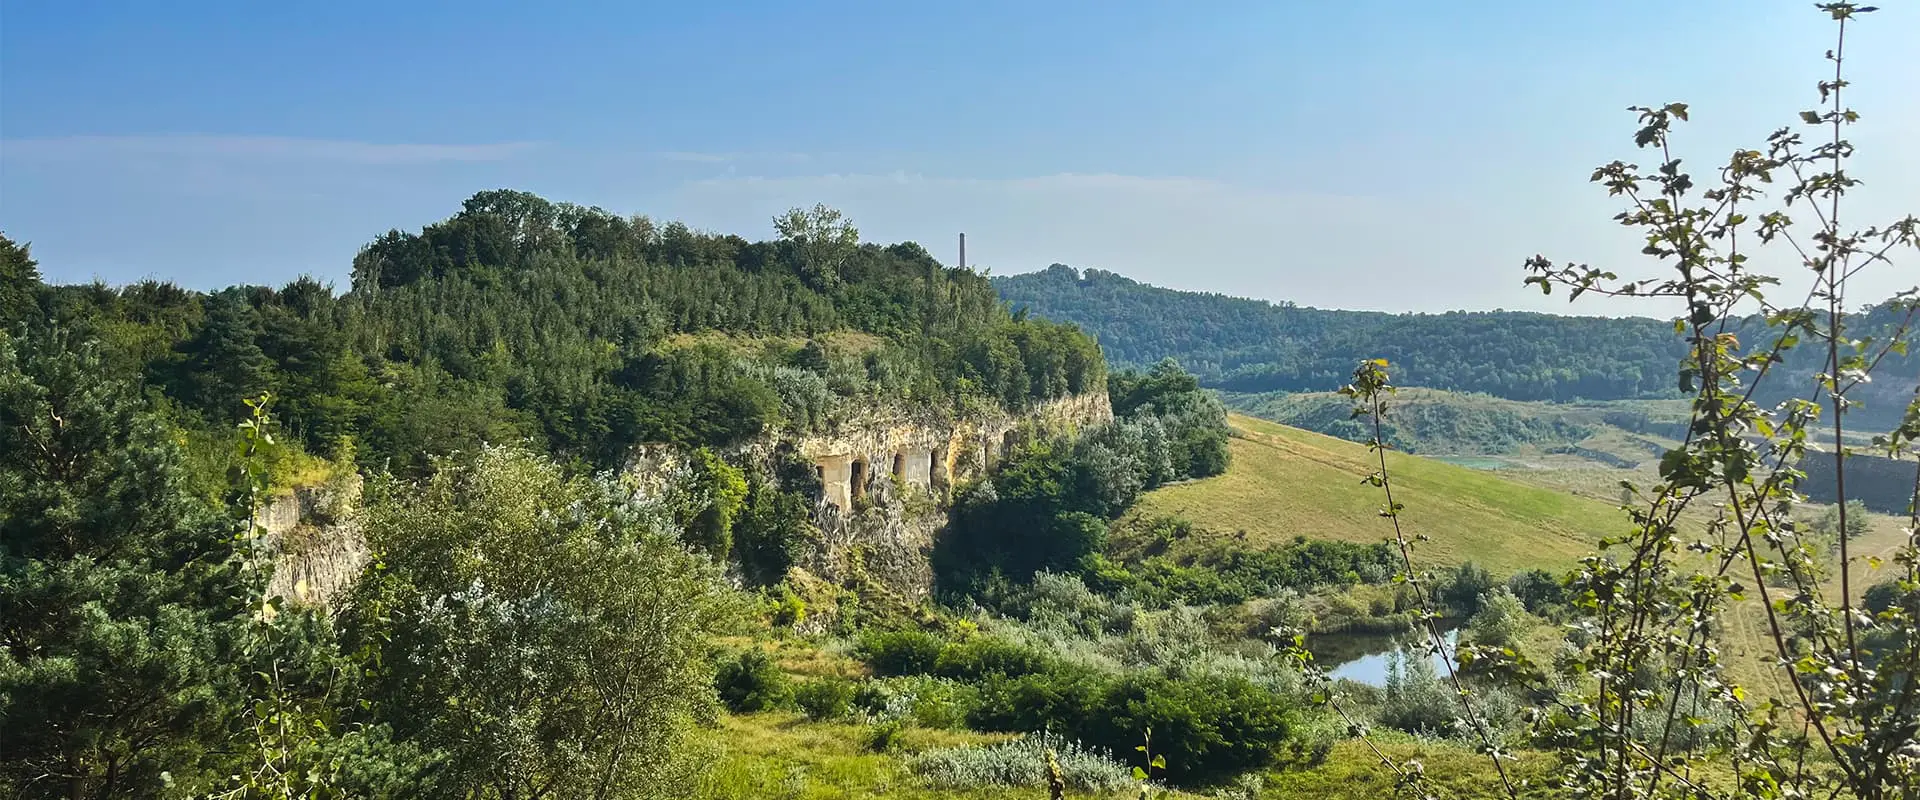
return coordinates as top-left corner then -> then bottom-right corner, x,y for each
0,328 -> 256,798
0,233 -> 40,326
183,291 -> 274,422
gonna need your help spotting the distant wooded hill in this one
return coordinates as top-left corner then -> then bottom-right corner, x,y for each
993,264 -> 1917,417
993,264 -> 1688,401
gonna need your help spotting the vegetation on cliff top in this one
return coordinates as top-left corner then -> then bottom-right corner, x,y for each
8,192 -> 1104,478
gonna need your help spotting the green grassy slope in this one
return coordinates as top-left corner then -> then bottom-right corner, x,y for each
1131,414 -> 1626,573
1220,388 -> 1689,459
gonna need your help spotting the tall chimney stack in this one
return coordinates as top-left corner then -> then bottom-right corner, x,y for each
959,233 -> 966,270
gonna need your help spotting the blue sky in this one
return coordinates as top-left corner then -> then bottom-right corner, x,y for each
4,0 -> 1916,313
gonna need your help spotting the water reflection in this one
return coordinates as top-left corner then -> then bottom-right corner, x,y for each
1313,626 -> 1461,687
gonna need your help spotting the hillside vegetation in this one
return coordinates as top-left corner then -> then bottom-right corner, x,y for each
993,264 -> 1688,400
1220,388 -> 1690,457
994,265 -> 1920,424
17,193 -> 1105,478
1130,414 -> 1623,573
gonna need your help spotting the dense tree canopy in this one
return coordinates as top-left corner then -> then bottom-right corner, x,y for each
0,195 -> 1106,476
0,329 -> 255,798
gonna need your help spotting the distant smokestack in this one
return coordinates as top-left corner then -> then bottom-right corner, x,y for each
959,233 -> 966,270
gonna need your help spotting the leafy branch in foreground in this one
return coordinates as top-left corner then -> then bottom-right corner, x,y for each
1313,4 -> 1918,799
1507,3 -> 1917,798
1278,358 -> 1524,800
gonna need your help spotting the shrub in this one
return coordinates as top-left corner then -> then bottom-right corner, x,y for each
1863,578 -> 1917,616
348,445 -> 736,794
1312,590 -> 1403,634
793,677 -> 856,721
1114,533 -> 1398,608
1246,589 -> 1316,638
862,716 -> 908,753
715,648 -> 791,713
1377,647 -> 1453,736
1463,587 -> 1530,650
853,676 -> 982,730
733,483 -> 815,585
969,665 -> 1295,786
859,629 -> 947,676
1101,605 -> 1210,669
968,666 -> 1110,734
991,571 -> 1134,637
860,629 -> 1054,682
908,733 -> 1135,793
765,584 -> 807,630
1084,672 -> 1292,785
1436,561 -> 1496,616
933,637 -> 1053,681
1275,714 -> 1343,770
1506,568 -> 1568,615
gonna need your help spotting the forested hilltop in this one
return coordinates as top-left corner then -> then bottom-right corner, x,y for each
994,264 -> 1920,411
6,192 -> 1103,476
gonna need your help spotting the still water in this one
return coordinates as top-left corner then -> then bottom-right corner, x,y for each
1313,626 -> 1461,687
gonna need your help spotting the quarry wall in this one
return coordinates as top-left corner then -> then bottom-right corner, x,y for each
266,390 -> 1114,610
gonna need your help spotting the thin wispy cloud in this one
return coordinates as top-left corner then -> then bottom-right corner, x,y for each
1,135 -> 539,165
653,150 -> 811,165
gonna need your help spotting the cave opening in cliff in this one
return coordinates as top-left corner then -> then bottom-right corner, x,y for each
931,444 -> 951,493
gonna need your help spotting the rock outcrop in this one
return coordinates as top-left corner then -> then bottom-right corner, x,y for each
787,391 -> 1113,601
265,390 -> 1116,612
258,479 -> 369,608
796,391 -> 1112,514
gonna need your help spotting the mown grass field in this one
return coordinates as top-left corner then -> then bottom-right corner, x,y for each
1132,414 -> 1626,573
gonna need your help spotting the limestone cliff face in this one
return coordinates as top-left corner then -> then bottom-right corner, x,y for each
787,390 -> 1113,601
258,479 -> 369,609
263,389 -> 1115,612
795,391 -> 1113,512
